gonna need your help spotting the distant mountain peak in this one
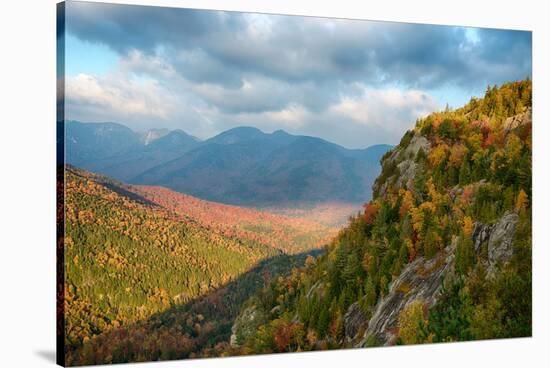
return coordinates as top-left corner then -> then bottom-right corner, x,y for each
147,129 -> 201,149
65,120 -> 392,206
272,129 -> 291,136
227,126 -> 264,133
207,126 -> 267,145
142,128 -> 170,145
172,129 -> 201,142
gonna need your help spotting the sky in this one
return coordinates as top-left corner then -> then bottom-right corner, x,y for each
60,1 -> 532,149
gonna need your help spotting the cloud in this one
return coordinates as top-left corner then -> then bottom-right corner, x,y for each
199,86 -> 438,147
329,88 -> 438,130
65,73 -> 176,122
65,2 -> 531,90
118,50 -> 176,79
61,1 -> 532,147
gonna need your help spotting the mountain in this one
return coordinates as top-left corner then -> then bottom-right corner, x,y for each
87,129 -> 201,181
206,126 -> 272,145
222,80 -> 532,354
141,128 -> 170,145
64,120 -> 142,166
62,166 -> 333,365
132,131 -> 392,206
64,122 -> 201,181
64,121 -> 391,206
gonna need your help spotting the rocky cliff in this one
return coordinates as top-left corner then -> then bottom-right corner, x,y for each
226,80 -> 531,354
343,210 -> 520,346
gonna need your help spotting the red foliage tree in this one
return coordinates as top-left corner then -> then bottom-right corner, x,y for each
363,202 -> 380,225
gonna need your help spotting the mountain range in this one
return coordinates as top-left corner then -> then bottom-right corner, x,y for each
62,80 -> 532,365
62,121 -> 392,206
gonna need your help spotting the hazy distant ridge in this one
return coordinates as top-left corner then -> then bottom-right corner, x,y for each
63,121 -> 392,206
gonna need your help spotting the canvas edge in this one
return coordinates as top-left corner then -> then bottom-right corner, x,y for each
56,1 -> 66,367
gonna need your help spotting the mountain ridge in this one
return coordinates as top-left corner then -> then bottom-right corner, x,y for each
64,121 -> 392,206
222,79 -> 532,355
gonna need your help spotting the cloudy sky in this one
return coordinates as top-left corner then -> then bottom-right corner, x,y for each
60,1 -> 532,148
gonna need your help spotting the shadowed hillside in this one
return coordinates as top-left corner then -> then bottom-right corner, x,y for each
61,166 -> 336,365
65,249 -> 322,365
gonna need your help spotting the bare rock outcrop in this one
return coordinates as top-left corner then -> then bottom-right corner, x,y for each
344,301 -> 369,342
230,305 -> 263,347
472,221 -> 494,252
349,211 -> 519,346
374,133 -> 431,197
487,211 -> 519,275
355,243 -> 455,346
503,108 -> 532,133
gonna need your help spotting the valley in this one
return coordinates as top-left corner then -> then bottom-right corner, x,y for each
61,80 -> 531,365
61,166 -> 347,365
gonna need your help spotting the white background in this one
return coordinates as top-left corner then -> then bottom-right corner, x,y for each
0,0 -> 548,367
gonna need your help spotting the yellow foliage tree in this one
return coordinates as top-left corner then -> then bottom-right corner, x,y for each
463,216 -> 474,236
515,189 -> 529,211
427,178 -> 442,205
399,189 -> 414,219
449,143 -> 468,167
428,143 -> 449,167
398,300 -> 427,345
505,134 -> 523,164
410,201 -> 436,236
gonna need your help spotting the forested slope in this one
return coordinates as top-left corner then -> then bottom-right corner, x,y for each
131,185 -> 336,254
62,167 -> 326,365
223,80 -> 532,355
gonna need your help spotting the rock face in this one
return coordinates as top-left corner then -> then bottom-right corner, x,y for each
355,243 -> 456,346
472,211 -> 519,275
374,133 -> 431,197
344,301 -> 369,342
229,206 -> 520,348
503,108 -> 532,133
487,212 -> 519,274
345,211 -> 520,347
472,221 -> 494,252
230,305 -> 264,347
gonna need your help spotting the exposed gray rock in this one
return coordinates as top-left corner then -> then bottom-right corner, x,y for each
397,159 -> 417,191
350,211 -> 520,347
404,134 -> 431,160
230,305 -> 263,347
374,133 -> 431,197
487,211 -> 519,275
356,243 -> 456,346
503,108 -> 532,133
270,305 -> 282,315
344,300 -> 369,342
472,222 -> 494,252
305,280 -> 324,299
